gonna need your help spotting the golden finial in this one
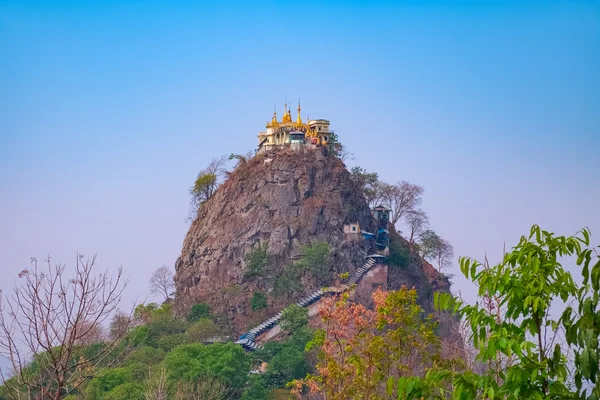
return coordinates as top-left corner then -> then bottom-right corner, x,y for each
282,97 -> 292,123
267,105 -> 279,128
296,98 -> 302,125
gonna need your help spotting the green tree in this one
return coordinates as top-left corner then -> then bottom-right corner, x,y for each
103,382 -> 144,400
157,333 -> 190,352
280,304 -> 308,334
436,225 -> 598,399
188,156 -> 228,220
162,343 -> 250,393
192,173 -> 217,203
127,345 -> 166,365
326,132 -> 343,158
244,245 -> 268,279
349,166 -> 379,204
388,234 -> 411,268
273,264 -> 304,301
251,291 -> 268,311
188,302 -> 212,322
297,241 -> 331,283
241,377 -> 271,400
419,229 -> 454,272
564,231 -> 600,398
186,318 -> 221,342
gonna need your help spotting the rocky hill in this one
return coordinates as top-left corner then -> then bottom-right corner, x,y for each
174,148 -> 448,332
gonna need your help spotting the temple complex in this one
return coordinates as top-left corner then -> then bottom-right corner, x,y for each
257,101 -> 333,153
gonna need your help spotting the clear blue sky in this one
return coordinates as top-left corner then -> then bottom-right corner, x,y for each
1,0 -> 599,311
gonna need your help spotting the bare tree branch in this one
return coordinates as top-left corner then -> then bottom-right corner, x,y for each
0,254 -> 134,400
383,181 -> 424,226
405,209 -> 429,244
149,266 -> 175,302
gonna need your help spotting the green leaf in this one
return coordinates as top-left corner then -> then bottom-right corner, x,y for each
580,348 -> 592,379
591,260 -> 600,292
386,376 -> 394,396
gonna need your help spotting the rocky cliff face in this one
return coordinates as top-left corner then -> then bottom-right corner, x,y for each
174,147 -> 451,333
174,148 -> 375,330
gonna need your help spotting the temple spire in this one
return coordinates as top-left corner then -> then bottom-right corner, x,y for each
296,99 -> 302,124
267,104 -> 279,128
282,97 -> 292,123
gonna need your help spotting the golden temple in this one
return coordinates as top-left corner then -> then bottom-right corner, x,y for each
257,100 -> 332,153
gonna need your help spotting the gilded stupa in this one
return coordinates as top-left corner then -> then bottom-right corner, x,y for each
257,100 -> 332,153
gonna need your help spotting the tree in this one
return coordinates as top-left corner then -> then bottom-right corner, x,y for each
188,156 -> 228,221
297,241 -> 331,284
432,239 -> 453,273
162,343 -> 250,394
419,229 -> 454,272
291,288 -> 457,399
273,265 -> 304,302
349,167 -> 379,205
279,305 -> 308,334
564,234 -> 600,399
405,209 -> 429,244
149,266 -> 174,302
143,367 -> 168,400
109,312 -> 133,340
173,376 -> 230,400
327,132 -> 352,161
228,151 -> 254,169
186,318 -> 221,343
244,245 -> 268,280
250,292 -> 268,311
187,303 -> 211,323
383,181 -> 424,226
0,255 -> 132,400
435,225 -> 600,399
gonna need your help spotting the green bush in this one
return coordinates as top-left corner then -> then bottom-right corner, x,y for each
388,235 -> 410,268
188,302 -> 211,322
251,291 -> 268,311
162,343 -> 251,391
186,318 -> 221,342
298,241 -> 331,283
273,264 -> 303,300
241,376 -> 271,400
157,333 -> 190,352
280,304 -> 308,333
127,345 -> 166,365
104,382 -> 144,400
244,244 -> 268,279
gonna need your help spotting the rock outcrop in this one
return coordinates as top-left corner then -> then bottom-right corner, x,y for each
174,147 -> 452,333
174,148 -> 375,330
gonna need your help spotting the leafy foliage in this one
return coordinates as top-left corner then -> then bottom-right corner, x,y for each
292,288 -> 457,399
163,343 -> 250,392
419,229 -> 454,272
349,166 -> 379,203
244,245 -> 268,279
297,241 -> 331,283
186,318 -> 221,342
436,225 -> 600,399
273,264 -> 304,301
187,302 -> 212,322
192,173 -> 217,203
251,291 -> 268,311
388,233 -> 411,268
280,304 -> 309,333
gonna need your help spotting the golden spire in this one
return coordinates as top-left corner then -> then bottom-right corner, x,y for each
296,99 -> 302,125
267,105 -> 279,128
282,98 -> 292,123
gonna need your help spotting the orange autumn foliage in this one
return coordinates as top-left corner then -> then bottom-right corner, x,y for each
290,287 -> 458,400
